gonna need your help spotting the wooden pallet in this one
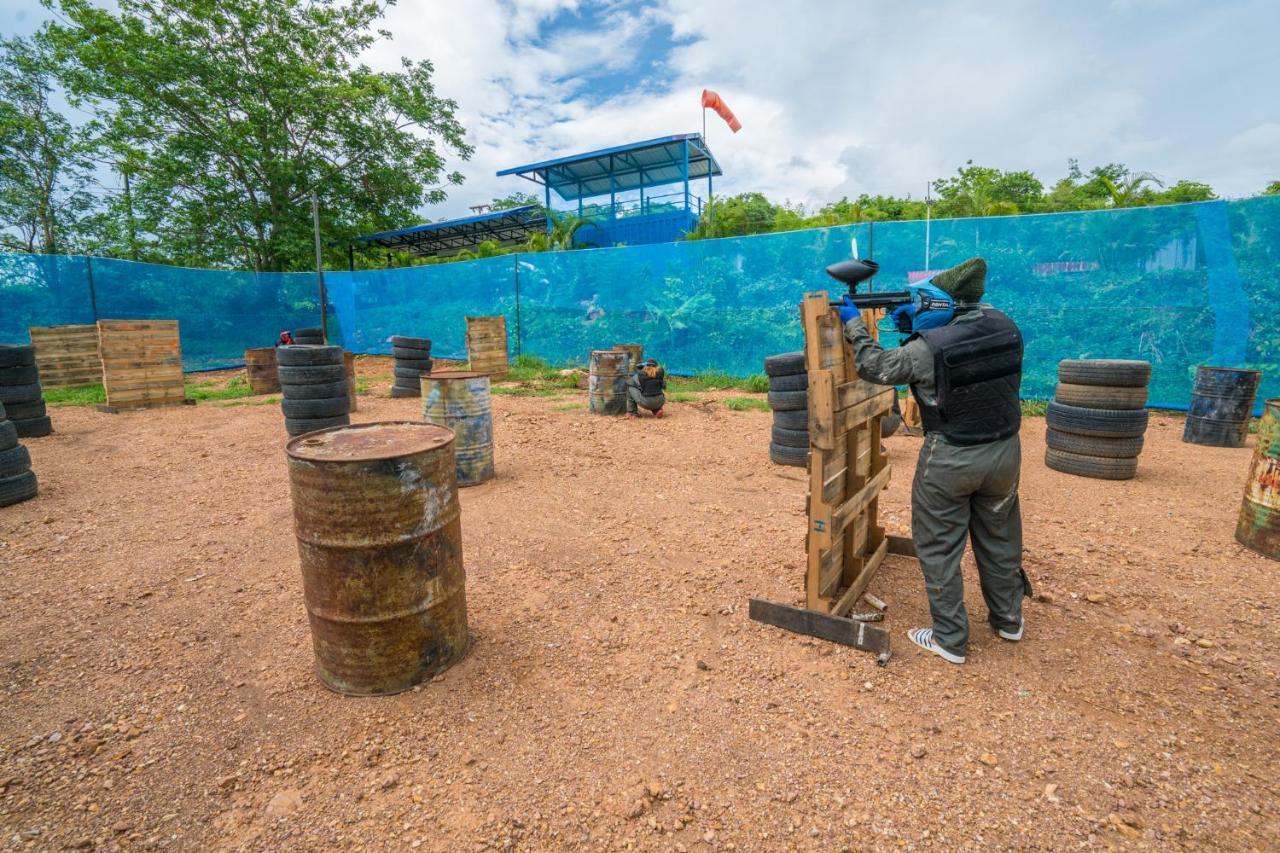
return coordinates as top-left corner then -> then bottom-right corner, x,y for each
28,325 -> 103,389
750,291 -> 906,662
97,320 -> 188,411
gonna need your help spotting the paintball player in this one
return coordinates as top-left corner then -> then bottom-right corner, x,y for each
837,258 -> 1030,664
278,330 -> 295,346
626,358 -> 666,419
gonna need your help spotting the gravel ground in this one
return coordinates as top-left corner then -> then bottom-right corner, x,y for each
1,360 -> 1277,850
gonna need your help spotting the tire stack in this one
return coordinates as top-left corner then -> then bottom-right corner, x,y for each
0,402 -> 38,507
0,345 -> 52,438
276,345 -> 351,437
1045,359 -> 1151,480
765,352 -> 809,467
390,336 -> 433,399
292,327 -> 324,346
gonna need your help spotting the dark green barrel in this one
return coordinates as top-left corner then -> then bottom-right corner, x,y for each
286,422 -> 469,695
588,349 -> 628,415
1236,398 -> 1280,560
1182,366 -> 1261,448
421,371 -> 494,487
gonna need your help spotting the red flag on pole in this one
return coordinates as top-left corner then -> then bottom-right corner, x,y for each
701,89 -> 742,133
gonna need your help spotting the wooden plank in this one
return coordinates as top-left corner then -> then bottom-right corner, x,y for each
819,513 -> 867,598
748,598 -> 891,657
834,377 -> 883,410
834,388 -> 894,436
887,534 -> 917,557
808,369 -> 836,450
826,465 -> 892,540
830,537 -> 889,617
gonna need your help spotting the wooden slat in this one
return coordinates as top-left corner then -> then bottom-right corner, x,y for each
748,598 -> 891,656
822,465 -> 891,541
835,388 -> 894,436
28,324 -> 104,390
819,513 -> 867,598
98,319 -> 187,410
830,537 -> 889,617
808,369 -> 836,450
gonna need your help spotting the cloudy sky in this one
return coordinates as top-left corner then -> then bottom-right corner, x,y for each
8,0 -> 1279,220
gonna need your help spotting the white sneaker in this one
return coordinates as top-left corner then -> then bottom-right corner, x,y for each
906,628 -> 965,664
998,623 -> 1024,641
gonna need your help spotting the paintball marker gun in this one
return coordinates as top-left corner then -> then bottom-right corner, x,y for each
824,239 -> 957,334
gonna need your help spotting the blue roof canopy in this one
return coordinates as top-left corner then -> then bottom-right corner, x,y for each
497,134 -> 722,202
352,205 -> 547,257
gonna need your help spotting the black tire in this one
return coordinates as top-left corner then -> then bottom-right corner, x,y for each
5,399 -> 46,420
1045,428 -> 1144,459
292,337 -> 323,346
771,424 -> 809,448
389,386 -> 420,398
881,412 -> 902,437
276,345 -> 343,367
0,383 -> 41,404
0,444 -> 30,478
277,364 -> 345,386
769,442 -> 807,467
391,336 -> 431,350
1046,401 -> 1149,439
1057,359 -> 1151,388
0,364 -> 39,386
764,351 -> 806,377
0,401 -> 5,420
393,366 -> 430,380
394,357 -> 433,372
0,345 -> 35,369
392,345 -> 432,360
767,389 -> 808,412
281,396 -> 349,419
294,327 -> 322,337
1054,382 -> 1148,410
285,415 -> 350,437
0,420 -> 14,450
281,379 -> 349,400
14,416 -> 52,438
0,470 -> 37,507
1045,447 -> 1138,480
768,372 -> 808,392
773,409 -> 808,430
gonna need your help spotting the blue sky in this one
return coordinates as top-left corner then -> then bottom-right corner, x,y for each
6,0 -> 1279,220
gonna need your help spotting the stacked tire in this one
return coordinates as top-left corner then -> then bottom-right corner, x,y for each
1045,359 -> 1151,480
0,345 -> 52,438
292,327 -> 324,346
390,336 -> 433,399
276,345 -> 351,437
765,352 -> 809,467
0,401 -> 38,507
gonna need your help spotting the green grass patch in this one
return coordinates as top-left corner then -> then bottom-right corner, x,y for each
43,383 -> 106,406
185,375 -> 256,401
504,354 -> 582,387
218,396 -> 281,408
1020,399 -> 1049,417
669,370 -> 769,393
666,391 -> 700,403
490,385 -> 571,397
355,378 -> 372,395
722,396 -> 771,412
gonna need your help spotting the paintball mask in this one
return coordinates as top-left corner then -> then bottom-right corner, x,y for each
889,281 -> 956,334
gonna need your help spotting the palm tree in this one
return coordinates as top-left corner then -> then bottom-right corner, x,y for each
1100,171 -> 1163,208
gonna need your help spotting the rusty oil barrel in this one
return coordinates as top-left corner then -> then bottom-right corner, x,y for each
466,315 -> 509,378
1183,366 -> 1261,448
245,347 -> 280,394
344,351 -> 358,413
1236,398 -> 1280,560
614,344 -> 643,372
421,371 -> 494,487
589,349 -> 629,415
285,422 -> 469,695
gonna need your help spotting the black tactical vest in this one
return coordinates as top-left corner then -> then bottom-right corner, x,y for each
908,308 -> 1023,446
636,368 -> 665,397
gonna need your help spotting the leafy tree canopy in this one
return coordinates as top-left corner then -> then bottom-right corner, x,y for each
42,0 -> 471,271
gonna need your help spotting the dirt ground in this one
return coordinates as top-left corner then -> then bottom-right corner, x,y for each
1,358 -> 1277,851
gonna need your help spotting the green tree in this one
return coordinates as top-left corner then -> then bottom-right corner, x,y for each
931,162 -> 1044,218
1154,180 -> 1216,204
43,0 -> 471,271
0,35 -> 98,253
1263,181 -> 1280,196
489,191 -> 542,212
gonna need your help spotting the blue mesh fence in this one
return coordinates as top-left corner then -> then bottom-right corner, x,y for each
2,197 -> 1276,408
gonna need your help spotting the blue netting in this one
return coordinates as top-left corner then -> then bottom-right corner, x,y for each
3,197 -> 1277,409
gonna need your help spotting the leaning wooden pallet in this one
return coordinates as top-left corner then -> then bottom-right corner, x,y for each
750,290 -> 916,662
96,320 -> 191,412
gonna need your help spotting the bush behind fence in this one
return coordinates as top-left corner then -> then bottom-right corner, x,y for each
2,197 -> 1277,409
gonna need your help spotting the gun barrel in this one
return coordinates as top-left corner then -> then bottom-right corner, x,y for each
830,291 -> 912,310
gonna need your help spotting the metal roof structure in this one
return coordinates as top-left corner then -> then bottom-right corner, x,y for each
496,134 -> 722,202
352,205 -> 547,258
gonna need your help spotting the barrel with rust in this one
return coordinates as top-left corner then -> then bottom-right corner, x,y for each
422,371 -> 494,487
1236,398 -> 1280,560
245,347 -> 280,394
1183,366 -> 1261,448
588,349 -> 629,415
466,315 -> 509,378
285,422 -> 469,695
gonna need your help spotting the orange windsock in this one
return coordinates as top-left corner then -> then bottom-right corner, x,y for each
701,89 -> 742,133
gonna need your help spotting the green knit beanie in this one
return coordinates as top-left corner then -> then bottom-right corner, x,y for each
932,257 -> 987,302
